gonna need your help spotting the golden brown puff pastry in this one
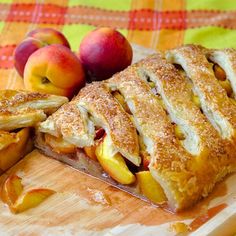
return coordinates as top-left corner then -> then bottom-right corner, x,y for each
38,100 -> 95,147
134,53 -> 236,210
0,130 -> 19,150
206,48 -> 236,98
40,82 -> 141,166
166,45 -> 236,141
37,45 -> 236,212
0,90 -> 68,130
0,89 -> 68,172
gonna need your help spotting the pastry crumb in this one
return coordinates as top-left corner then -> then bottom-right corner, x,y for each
87,188 -> 111,205
170,222 -> 189,234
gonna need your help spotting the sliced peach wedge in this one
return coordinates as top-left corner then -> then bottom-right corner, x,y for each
112,91 -> 131,113
84,128 -> 105,161
10,188 -> 55,214
95,135 -> 136,185
84,145 -> 97,161
0,128 -> 31,171
44,133 -> 76,154
1,174 -> 55,214
1,174 -> 23,206
136,171 -> 167,204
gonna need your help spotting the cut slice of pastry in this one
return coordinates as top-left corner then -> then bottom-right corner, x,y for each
0,90 -> 68,131
36,45 -> 236,212
0,90 -> 68,172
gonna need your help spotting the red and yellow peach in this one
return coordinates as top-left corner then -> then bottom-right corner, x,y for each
14,28 -> 70,78
24,44 -> 85,98
27,28 -> 70,49
79,27 -> 133,81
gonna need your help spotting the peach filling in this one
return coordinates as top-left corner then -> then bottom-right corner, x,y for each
213,64 -> 233,97
43,129 -> 166,202
95,135 -> 136,185
44,127 -> 106,156
84,128 -> 105,161
44,129 -> 167,203
136,171 -> 167,204
156,95 -> 167,111
137,136 -> 166,203
219,80 -> 233,97
44,134 -> 76,154
174,125 -> 185,140
230,98 -> 236,106
0,128 -> 32,171
138,135 -> 151,170
191,94 -> 201,108
213,64 -> 226,81
112,91 -> 131,114
154,95 -> 186,142
150,84 -> 186,142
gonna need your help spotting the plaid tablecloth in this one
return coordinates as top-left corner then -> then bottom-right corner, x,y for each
0,0 -> 236,89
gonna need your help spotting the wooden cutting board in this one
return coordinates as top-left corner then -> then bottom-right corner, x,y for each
0,150 -> 235,236
0,150 -> 180,235
0,45 -> 235,235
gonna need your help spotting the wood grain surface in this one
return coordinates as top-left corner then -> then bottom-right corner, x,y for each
0,150 -> 180,235
0,150 -> 235,236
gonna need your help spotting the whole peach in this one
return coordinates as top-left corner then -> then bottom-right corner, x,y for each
14,38 -> 44,77
24,44 -> 85,98
14,28 -> 70,78
27,28 -> 70,49
79,27 -> 133,81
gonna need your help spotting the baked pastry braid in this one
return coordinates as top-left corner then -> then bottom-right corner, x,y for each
207,48 -> 236,98
107,54 -> 235,210
166,45 -> 236,141
38,100 -> 95,147
40,82 -> 141,166
0,89 -> 68,172
37,45 -> 236,212
76,82 -> 140,166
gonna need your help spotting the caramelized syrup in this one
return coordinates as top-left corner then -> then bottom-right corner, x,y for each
189,203 -> 227,231
179,181 -> 228,219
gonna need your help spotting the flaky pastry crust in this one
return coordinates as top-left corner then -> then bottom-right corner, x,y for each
0,90 -> 68,130
38,45 -> 236,211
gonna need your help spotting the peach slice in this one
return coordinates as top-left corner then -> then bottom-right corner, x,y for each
174,125 -> 185,140
1,174 -> 55,214
113,91 -> 131,113
44,133 -> 76,154
219,80 -> 233,97
0,130 -> 18,150
10,188 -> 55,214
84,128 -> 105,160
140,150 -> 151,170
136,171 -> 167,204
84,145 -> 97,161
230,98 -> 236,106
213,64 -> 226,81
95,135 -> 135,185
138,136 -> 151,170
192,95 -> 201,108
1,174 -> 23,206
147,81 -> 155,88
0,128 -> 30,171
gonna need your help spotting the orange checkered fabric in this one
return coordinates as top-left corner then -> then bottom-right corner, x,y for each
0,0 -> 236,89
